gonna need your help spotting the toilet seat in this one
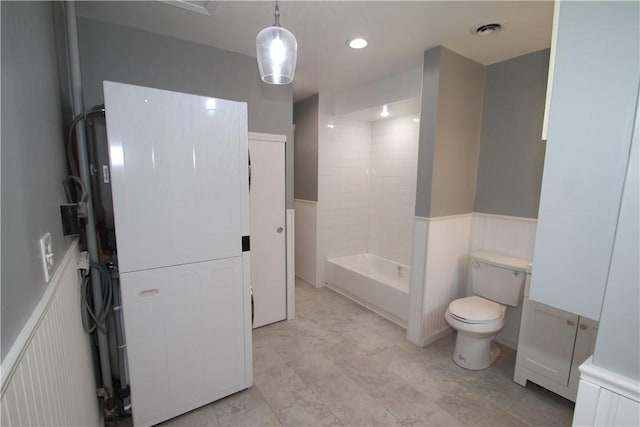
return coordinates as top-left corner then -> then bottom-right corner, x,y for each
449,296 -> 503,324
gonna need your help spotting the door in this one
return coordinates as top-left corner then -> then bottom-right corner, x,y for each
249,135 -> 287,328
516,298 -> 578,385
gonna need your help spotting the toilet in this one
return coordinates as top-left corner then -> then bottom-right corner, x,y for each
445,251 -> 531,370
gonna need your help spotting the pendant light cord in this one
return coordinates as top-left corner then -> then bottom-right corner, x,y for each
274,0 -> 280,27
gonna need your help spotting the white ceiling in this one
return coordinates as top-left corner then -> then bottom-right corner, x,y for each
76,1 -> 554,102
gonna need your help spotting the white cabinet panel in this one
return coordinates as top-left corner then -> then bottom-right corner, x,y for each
249,136 -> 287,328
104,82 -> 248,273
516,298 -> 578,384
120,258 -> 249,427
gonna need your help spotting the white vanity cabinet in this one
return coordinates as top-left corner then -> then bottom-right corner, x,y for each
514,297 -> 598,402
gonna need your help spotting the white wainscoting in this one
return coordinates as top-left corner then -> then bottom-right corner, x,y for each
286,209 -> 295,320
573,357 -> 640,427
407,214 -> 472,346
293,199 -> 317,287
1,240 -> 99,426
470,213 -> 538,348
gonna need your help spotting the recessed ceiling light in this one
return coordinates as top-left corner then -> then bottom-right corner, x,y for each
471,23 -> 504,36
348,38 -> 368,49
380,105 -> 390,118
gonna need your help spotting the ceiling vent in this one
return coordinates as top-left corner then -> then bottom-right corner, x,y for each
471,23 -> 503,36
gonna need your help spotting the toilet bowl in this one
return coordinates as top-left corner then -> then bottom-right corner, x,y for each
445,251 -> 530,371
445,295 -> 507,370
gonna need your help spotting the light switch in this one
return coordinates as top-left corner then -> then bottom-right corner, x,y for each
40,233 -> 54,283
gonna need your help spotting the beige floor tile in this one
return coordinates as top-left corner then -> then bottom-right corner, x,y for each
508,383 -> 575,427
436,387 -> 529,427
255,364 -> 339,426
217,404 -> 282,427
211,387 -> 270,424
371,346 -> 462,402
157,404 -> 220,427
309,372 -> 399,426
372,381 -> 465,427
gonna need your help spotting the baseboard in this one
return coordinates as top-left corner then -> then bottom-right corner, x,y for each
422,326 -> 454,347
496,335 -> 518,350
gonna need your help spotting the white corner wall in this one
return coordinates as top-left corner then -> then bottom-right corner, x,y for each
369,116 -> 420,265
1,241 -> 100,426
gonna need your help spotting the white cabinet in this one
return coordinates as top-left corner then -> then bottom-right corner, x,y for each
530,1 -> 639,320
514,297 -> 598,401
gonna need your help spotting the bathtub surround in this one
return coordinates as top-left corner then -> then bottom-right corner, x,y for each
369,116 -> 420,265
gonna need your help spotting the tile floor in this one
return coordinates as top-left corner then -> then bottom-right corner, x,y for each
134,279 -> 575,426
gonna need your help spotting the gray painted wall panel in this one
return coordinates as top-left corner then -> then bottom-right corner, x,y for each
414,48 -> 440,217
475,50 -> 549,218
1,1 -> 72,359
592,90 -> 639,380
293,94 -> 319,201
77,18 -> 294,207
429,48 -> 484,217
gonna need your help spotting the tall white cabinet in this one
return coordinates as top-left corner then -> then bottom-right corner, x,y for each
104,82 -> 252,426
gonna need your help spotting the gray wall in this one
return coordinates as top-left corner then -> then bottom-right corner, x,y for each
293,94 -> 319,201
414,48 -> 441,218
415,47 -> 484,217
474,49 -> 549,218
77,18 -> 295,207
1,1 -> 72,360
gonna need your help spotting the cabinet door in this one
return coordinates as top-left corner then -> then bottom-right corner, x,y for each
517,298 -> 578,385
568,317 -> 599,391
120,258 -> 249,426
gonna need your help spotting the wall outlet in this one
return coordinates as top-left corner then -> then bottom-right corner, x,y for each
40,233 -> 54,283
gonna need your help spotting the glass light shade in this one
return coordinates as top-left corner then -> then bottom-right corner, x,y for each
256,25 -> 297,85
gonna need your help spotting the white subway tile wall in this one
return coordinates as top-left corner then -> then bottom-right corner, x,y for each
369,116 -> 420,264
316,114 -> 372,286
315,114 -> 420,286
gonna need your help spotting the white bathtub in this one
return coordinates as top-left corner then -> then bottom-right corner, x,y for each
325,253 -> 410,327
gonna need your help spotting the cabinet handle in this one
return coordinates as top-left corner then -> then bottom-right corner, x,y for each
566,319 -> 575,326
579,323 -> 588,330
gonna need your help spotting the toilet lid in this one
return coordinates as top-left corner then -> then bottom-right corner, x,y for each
449,296 -> 503,323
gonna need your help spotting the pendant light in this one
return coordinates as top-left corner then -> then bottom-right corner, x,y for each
256,1 -> 297,85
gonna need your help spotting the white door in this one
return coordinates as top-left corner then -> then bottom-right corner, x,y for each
249,135 -> 286,328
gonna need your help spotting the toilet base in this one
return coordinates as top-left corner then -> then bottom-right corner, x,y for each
452,332 -> 500,370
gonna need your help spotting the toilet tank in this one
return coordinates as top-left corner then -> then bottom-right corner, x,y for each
470,251 -> 531,307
